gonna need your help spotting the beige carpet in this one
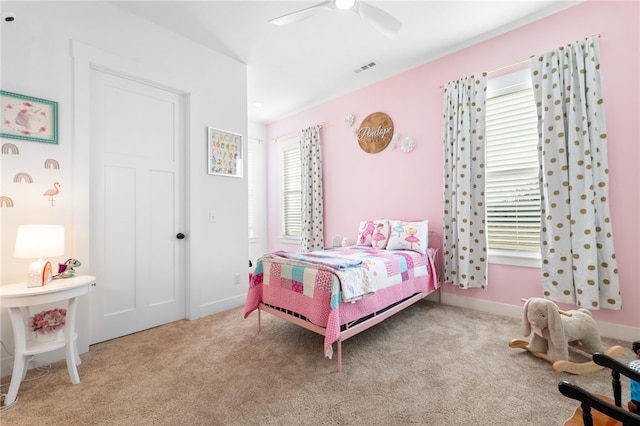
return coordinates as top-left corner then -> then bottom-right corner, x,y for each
0,301 -> 633,425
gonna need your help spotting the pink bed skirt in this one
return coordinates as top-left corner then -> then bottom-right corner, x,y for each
244,250 -> 439,356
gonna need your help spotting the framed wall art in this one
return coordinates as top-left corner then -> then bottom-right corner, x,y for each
1,91 -> 58,144
207,127 -> 243,177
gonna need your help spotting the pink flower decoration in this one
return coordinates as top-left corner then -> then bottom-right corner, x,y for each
31,308 -> 66,334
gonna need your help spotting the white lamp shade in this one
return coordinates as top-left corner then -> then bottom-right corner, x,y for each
14,225 -> 65,259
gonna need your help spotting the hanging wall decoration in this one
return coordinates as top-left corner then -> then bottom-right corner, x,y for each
356,112 -> 394,154
388,134 -> 400,150
0,91 -> 58,144
207,127 -> 243,177
400,137 -> 415,153
344,114 -> 355,127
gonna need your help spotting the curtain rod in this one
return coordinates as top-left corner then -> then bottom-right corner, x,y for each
272,123 -> 324,142
438,58 -> 528,89
440,33 -> 602,89
487,58 -> 530,74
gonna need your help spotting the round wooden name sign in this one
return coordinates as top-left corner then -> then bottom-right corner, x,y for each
357,112 -> 394,154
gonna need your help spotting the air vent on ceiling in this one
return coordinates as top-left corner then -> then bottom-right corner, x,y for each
354,60 -> 377,73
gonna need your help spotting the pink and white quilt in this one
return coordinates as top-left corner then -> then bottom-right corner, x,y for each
244,246 -> 439,357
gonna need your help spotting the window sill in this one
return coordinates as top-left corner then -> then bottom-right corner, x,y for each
279,236 -> 301,245
488,249 -> 541,268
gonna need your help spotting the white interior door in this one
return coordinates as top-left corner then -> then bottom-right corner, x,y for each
89,68 -> 186,344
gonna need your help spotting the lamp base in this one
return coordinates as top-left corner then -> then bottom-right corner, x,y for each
27,260 -> 53,287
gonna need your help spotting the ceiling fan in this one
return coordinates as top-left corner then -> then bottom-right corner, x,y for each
268,0 -> 402,39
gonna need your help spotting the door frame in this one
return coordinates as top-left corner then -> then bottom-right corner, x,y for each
71,41 -> 196,353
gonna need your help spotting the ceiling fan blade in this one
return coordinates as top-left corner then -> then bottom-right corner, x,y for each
269,1 -> 335,26
356,2 -> 402,38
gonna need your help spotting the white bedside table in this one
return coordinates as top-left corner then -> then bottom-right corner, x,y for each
0,275 -> 96,406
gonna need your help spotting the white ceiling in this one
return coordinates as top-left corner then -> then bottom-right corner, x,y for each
113,0 -> 582,124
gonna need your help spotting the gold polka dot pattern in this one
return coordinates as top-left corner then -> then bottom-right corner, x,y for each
529,35 -> 621,310
300,126 -> 324,253
442,74 -> 489,289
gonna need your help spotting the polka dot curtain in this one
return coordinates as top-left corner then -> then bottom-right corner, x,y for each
299,125 -> 324,252
442,74 -> 489,289
530,35 -> 621,310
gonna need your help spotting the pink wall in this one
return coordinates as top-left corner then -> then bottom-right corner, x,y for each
266,1 -> 640,329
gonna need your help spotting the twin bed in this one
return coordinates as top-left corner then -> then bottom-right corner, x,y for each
244,220 -> 443,372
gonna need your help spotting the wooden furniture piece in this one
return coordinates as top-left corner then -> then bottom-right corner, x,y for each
559,352 -> 640,425
0,275 -> 96,406
510,339 -> 625,375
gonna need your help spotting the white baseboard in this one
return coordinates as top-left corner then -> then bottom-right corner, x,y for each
197,294 -> 246,318
441,292 -> 640,343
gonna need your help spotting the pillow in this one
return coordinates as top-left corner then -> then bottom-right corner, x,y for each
356,220 -> 391,249
386,220 -> 429,254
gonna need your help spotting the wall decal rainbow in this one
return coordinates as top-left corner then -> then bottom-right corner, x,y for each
44,158 -> 60,169
1,143 -> 19,155
13,172 -> 33,183
0,196 -> 14,207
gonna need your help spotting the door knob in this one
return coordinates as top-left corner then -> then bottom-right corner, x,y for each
176,233 -> 185,239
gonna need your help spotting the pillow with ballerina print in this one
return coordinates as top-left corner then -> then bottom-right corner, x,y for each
356,220 -> 391,249
386,220 -> 429,254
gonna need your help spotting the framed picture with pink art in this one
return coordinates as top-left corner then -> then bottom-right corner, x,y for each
207,126 -> 243,177
1,91 -> 58,144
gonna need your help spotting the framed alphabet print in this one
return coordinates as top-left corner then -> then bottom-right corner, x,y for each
1,91 -> 58,144
207,127 -> 243,177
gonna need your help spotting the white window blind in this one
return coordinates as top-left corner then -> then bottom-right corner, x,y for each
485,87 -> 541,252
281,142 -> 302,239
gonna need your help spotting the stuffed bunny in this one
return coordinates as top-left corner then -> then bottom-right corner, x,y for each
522,297 -> 604,362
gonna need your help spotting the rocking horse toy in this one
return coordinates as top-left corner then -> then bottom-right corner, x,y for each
509,297 -> 624,375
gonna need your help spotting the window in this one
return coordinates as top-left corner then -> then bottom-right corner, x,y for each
485,70 -> 541,267
279,138 -> 301,241
247,138 -> 258,240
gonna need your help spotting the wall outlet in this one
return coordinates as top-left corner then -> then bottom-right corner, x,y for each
233,273 -> 240,285
209,211 -> 216,223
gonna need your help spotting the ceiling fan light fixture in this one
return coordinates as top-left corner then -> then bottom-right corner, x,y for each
269,0 -> 400,39
335,0 -> 356,11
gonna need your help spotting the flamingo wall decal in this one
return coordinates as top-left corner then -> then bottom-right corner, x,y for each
43,181 -> 60,206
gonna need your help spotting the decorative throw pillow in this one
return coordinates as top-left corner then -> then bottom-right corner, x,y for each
386,220 -> 429,254
356,220 -> 391,249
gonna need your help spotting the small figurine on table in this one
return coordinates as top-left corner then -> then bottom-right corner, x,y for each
630,341 -> 640,413
53,258 -> 81,279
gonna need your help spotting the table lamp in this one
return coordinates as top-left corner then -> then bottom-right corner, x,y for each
14,225 -> 64,287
